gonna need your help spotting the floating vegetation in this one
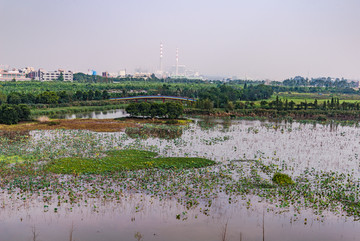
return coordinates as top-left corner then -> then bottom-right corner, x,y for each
272,172 -> 295,185
47,149 -> 215,174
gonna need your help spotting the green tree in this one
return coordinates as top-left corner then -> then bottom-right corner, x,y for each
94,90 -> 102,100
125,103 -> 140,116
88,90 -> 94,100
36,91 -> 59,104
260,100 -> 268,108
225,101 -> 234,111
138,102 -> 151,116
102,90 -> 110,99
0,91 -> 6,105
0,104 -> 19,124
197,98 -> 214,111
166,102 -> 183,119
15,104 -> 31,121
7,92 -> 21,104
74,91 -> 83,101
58,91 -> 71,103
57,72 -> 64,81
150,103 -> 167,118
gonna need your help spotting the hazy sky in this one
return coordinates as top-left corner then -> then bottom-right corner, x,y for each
1,0 -> 360,80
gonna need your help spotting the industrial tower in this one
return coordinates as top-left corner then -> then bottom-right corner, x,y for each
176,48 -> 179,77
159,42 -> 163,75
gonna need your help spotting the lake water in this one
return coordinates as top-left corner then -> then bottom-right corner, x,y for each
58,109 -> 129,119
1,118 -> 360,241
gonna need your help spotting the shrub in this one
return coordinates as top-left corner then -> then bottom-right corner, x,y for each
126,102 -> 183,119
0,105 -> 19,124
0,104 -> 31,125
272,172 -> 294,186
317,115 -> 327,121
16,104 -> 31,121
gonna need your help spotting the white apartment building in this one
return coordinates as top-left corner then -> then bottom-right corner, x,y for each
29,69 -> 73,81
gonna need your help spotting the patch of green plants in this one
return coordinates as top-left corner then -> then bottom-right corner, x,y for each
46,149 -> 215,174
0,155 -> 26,164
272,172 -> 294,185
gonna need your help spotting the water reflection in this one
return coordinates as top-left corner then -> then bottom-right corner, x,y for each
0,193 -> 358,241
54,109 -> 129,119
196,116 -> 234,131
125,125 -> 183,139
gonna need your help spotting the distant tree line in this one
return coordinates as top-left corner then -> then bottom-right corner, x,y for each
259,96 -> 360,111
196,84 -> 273,109
126,102 -> 184,119
0,104 -> 31,124
282,76 -> 358,88
1,90 -> 110,105
271,86 -> 359,95
73,73 -> 206,84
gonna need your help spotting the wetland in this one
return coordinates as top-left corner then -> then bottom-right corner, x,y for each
1,117 -> 360,241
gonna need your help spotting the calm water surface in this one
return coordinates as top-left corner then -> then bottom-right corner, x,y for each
1,118 -> 360,241
57,109 -> 129,119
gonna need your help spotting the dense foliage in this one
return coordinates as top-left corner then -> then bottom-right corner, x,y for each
272,172 -> 294,186
259,96 -> 360,111
282,76 -> 358,88
3,90 -> 110,105
0,104 -> 31,124
126,102 -> 184,119
197,84 -> 273,108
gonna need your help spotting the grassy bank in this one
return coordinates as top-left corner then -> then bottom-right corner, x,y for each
185,108 -> 360,122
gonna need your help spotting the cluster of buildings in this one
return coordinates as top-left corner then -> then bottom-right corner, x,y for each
0,67 -> 33,81
0,67 -> 73,82
0,44 -> 204,82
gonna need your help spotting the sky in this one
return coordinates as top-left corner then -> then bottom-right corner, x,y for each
1,0 -> 360,80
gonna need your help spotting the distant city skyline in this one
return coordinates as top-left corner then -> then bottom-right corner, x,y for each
1,0 -> 360,80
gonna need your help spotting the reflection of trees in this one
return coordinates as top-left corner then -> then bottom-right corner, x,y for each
134,232 -> 144,241
197,117 -> 232,131
31,225 -> 40,241
126,125 -> 183,139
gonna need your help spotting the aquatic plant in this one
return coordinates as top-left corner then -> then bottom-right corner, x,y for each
272,173 -> 294,186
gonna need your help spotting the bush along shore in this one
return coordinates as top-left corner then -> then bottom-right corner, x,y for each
185,108 -> 360,122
